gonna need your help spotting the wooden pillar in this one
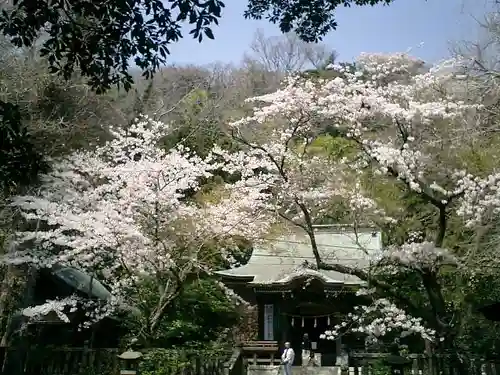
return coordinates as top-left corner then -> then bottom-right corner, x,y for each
335,335 -> 342,366
425,339 -> 434,375
279,310 -> 291,357
257,301 -> 264,340
273,303 -> 280,342
282,313 -> 290,343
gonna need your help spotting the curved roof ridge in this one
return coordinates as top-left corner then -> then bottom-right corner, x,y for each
216,228 -> 382,286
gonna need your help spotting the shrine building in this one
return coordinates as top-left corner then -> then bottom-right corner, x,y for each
216,225 -> 382,366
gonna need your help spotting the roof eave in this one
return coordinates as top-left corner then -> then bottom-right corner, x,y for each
249,281 -> 362,288
214,271 -> 255,283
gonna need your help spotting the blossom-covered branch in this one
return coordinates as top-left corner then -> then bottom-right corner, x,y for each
320,294 -> 435,342
4,115 -> 274,329
226,52 -> 492,342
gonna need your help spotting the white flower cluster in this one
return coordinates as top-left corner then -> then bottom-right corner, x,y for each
355,287 -> 377,296
22,297 -> 78,323
455,171 -> 500,227
6,115 -> 274,327
356,52 -> 426,83
347,187 -> 397,225
227,52 -> 484,227
20,292 -> 117,329
213,280 -> 249,307
385,241 -> 458,270
365,141 -> 428,193
320,298 -> 435,342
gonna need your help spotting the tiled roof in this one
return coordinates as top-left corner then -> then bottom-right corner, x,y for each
216,225 -> 382,286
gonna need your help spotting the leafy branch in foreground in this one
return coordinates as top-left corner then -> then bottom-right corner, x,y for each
0,0 -> 403,93
0,0 -> 224,93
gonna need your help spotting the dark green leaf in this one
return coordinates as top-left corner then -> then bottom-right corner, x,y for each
204,27 -> 214,40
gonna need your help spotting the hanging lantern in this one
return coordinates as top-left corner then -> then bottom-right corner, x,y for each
314,317 -> 317,328
291,317 -> 294,327
327,315 -> 331,326
302,317 -> 304,327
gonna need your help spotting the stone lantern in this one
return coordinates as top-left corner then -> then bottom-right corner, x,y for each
117,350 -> 143,375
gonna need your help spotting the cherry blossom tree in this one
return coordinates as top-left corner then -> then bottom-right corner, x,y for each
3,115 -> 271,343
4,50 -> 498,358
225,52 -> 490,355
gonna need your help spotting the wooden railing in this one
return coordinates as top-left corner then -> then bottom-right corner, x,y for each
224,348 -> 245,375
241,341 -> 280,366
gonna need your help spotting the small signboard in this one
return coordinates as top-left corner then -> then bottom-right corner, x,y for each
264,304 -> 274,340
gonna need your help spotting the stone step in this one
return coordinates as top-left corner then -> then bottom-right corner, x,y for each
248,365 -> 342,375
292,367 -> 342,375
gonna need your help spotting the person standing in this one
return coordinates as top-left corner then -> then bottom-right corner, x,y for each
302,333 -> 311,356
281,342 -> 295,375
301,333 -> 313,366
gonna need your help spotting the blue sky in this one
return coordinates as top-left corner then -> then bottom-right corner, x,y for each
167,0 -> 493,66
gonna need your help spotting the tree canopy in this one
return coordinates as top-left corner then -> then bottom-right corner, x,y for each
0,0 -> 397,93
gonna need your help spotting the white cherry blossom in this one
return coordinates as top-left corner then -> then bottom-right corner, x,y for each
226,52 -> 488,341
8,49 -> 499,342
5,115 -> 272,327
320,298 -> 435,342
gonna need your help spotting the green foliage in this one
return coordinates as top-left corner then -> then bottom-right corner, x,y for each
139,348 -> 227,375
0,0 -> 403,93
157,279 -> 240,347
0,45 -> 120,151
162,89 -> 234,156
455,135 -> 500,176
0,0 -> 224,93
370,360 -> 392,375
301,69 -> 341,79
0,100 -> 47,195
451,273 -> 500,356
309,134 -> 358,159
244,0 -> 397,43
124,278 -> 241,349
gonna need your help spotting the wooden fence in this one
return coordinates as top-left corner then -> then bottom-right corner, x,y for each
1,347 -> 121,375
236,344 -> 500,375
0,346 -> 233,375
2,346 -> 500,375
349,353 -> 500,375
